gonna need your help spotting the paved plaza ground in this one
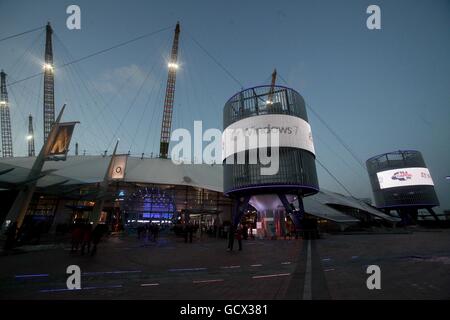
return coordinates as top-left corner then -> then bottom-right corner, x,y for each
1,229 -> 449,300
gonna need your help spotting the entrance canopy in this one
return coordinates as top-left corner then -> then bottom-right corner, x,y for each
0,156 -> 222,191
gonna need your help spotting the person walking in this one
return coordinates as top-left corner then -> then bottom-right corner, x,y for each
236,225 -> 243,251
188,222 -> 194,243
81,223 -> 92,255
90,224 -> 105,256
137,225 -> 144,239
153,224 -> 160,242
183,223 -> 189,243
228,225 -> 243,251
243,224 -> 248,240
71,221 -> 83,253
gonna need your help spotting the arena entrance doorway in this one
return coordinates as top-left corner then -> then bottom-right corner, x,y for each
122,187 -> 176,226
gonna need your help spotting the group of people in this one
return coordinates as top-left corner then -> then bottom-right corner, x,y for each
183,222 -> 198,243
3,219 -> 49,251
136,223 -> 160,242
71,221 -> 106,256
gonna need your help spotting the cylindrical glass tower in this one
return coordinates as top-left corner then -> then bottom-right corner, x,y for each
366,150 -> 439,209
223,85 -> 319,197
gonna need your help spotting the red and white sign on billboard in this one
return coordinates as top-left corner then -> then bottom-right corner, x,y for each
376,167 -> 434,189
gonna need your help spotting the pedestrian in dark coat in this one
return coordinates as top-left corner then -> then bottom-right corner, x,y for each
81,223 -> 92,255
71,222 -> 83,253
235,226 -> 243,251
90,224 -> 105,256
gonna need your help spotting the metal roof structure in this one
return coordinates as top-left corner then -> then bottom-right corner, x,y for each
0,156 -> 222,191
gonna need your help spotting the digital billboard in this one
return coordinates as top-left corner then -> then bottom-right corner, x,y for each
376,167 -> 434,189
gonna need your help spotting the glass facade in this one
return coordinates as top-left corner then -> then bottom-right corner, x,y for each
366,150 -> 440,208
224,85 -> 309,124
223,85 -> 319,196
115,183 -> 233,225
122,187 -> 176,223
223,148 -> 318,195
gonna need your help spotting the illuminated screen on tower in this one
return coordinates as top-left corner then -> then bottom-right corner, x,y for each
376,167 -> 434,190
